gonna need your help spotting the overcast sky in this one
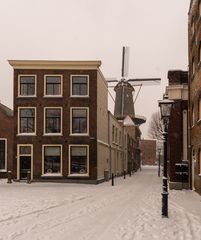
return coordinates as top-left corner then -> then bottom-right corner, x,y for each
0,0 -> 190,138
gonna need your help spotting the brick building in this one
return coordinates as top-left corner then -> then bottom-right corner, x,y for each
0,102 -> 13,178
189,0 -> 201,194
140,139 -> 156,165
9,60 -> 109,183
166,70 -> 189,190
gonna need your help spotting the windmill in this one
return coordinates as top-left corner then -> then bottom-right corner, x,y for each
107,46 -> 161,125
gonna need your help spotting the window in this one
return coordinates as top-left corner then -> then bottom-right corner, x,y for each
71,75 -> 89,96
115,128 -> 118,143
17,145 -> 33,180
119,131 -> 122,145
69,145 -> 89,176
43,145 -> 62,175
0,139 -> 7,171
44,75 -> 62,96
192,58 -> 195,76
18,108 -> 36,134
44,108 -> 62,134
112,125 -> 115,142
71,108 -> 88,135
18,75 -> 36,97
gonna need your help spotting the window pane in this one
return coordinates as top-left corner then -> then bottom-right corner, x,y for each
46,109 -> 61,117
20,109 -> 35,117
46,84 -> 54,95
72,76 -> 88,95
44,146 -> 61,174
72,109 -> 87,117
46,109 -> 61,133
20,76 -> 35,96
80,85 -> 87,95
72,76 -> 87,84
46,76 -> 61,95
70,146 -> 87,174
46,76 -> 61,84
0,140 -> 5,169
20,146 -> 31,155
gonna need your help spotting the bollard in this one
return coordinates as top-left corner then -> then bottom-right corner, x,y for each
123,170 -> 126,179
7,171 -> 12,184
27,171 -> 31,184
112,173 -> 114,186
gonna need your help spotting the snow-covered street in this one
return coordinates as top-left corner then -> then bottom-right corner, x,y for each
0,166 -> 201,240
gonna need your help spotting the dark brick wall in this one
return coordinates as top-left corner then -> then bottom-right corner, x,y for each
140,140 -> 156,165
0,108 -> 13,178
13,69 -> 98,181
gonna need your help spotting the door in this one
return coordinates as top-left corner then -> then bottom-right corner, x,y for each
20,156 -> 31,180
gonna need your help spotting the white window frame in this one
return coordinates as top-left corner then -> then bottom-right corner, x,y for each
18,75 -> 37,97
199,1 -> 201,16
44,74 -> 63,97
70,75 -> 89,97
18,107 -> 36,136
70,107 -> 89,136
68,144 -> 89,177
0,138 -> 7,172
44,107 -> 63,136
17,144 -> 33,180
42,144 -> 63,176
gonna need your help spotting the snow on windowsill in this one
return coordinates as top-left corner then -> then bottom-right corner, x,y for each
41,173 -> 63,177
68,174 -> 89,177
0,169 -> 7,172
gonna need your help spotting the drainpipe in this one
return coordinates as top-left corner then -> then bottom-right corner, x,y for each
108,111 -> 112,178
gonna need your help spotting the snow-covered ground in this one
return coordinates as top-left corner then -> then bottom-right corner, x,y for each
0,166 -> 201,240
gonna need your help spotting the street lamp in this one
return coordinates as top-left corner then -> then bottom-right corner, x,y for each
158,96 -> 174,218
157,148 -> 161,177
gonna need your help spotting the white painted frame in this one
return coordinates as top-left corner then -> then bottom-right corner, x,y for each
44,74 -> 63,97
17,107 -> 36,135
68,144 -> 89,177
18,75 -> 37,97
43,107 -> 63,136
17,144 -> 33,180
42,144 -> 63,176
70,107 -> 89,136
70,75 -> 89,97
0,138 -> 7,172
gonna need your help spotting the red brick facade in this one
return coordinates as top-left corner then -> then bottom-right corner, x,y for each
140,140 -> 156,165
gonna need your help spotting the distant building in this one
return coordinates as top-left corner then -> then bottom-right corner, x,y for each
189,0 -> 201,194
0,102 -> 13,178
140,140 -> 156,166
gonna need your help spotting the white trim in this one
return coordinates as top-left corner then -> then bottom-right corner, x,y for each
44,107 -> 63,135
0,138 -> 7,171
68,144 -> 89,177
70,75 -> 89,97
70,107 -> 89,136
44,74 -> 63,97
18,75 -> 37,97
42,144 -> 63,176
18,107 -> 36,135
97,139 -> 109,147
17,144 -> 33,180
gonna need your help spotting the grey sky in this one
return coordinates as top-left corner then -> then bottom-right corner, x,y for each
0,0 -> 190,137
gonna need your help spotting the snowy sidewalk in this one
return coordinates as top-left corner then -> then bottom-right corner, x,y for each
0,166 -> 201,240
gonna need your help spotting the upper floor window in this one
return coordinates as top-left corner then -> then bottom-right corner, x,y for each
199,1 -> 201,16
44,108 -> 62,135
18,108 -> 36,134
18,75 -> 36,97
44,75 -> 62,97
115,128 -> 118,143
199,42 -> 201,63
119,131 -> 122,145
71,108 -> 88,135
71,75 -> 89,96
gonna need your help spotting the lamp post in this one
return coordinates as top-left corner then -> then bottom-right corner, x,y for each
158,96 -> 174,218
157,148 -> 161,177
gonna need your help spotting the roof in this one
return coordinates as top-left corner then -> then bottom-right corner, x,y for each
0,103 -> 13,117
8,60 -> 102,70
123,115 -> 135,126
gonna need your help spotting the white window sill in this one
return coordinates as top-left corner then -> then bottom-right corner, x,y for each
43,133 -> 62,136
70,95 -> 89,98
0,169 -> 7,172
70,133 -> 89,136
68,174 -> 89,177
43,95 -> 63,98
17,95 -> 37,98
17,133 -> 36,136
41,173 -> 62,177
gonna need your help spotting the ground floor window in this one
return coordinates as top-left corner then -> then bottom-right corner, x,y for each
0,139 -> 7,171
43,145 -> 62,174
69,145 -> 89,175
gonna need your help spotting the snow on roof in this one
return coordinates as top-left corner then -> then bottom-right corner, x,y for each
0,102 -> 13,117
123,115 -> 135,126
